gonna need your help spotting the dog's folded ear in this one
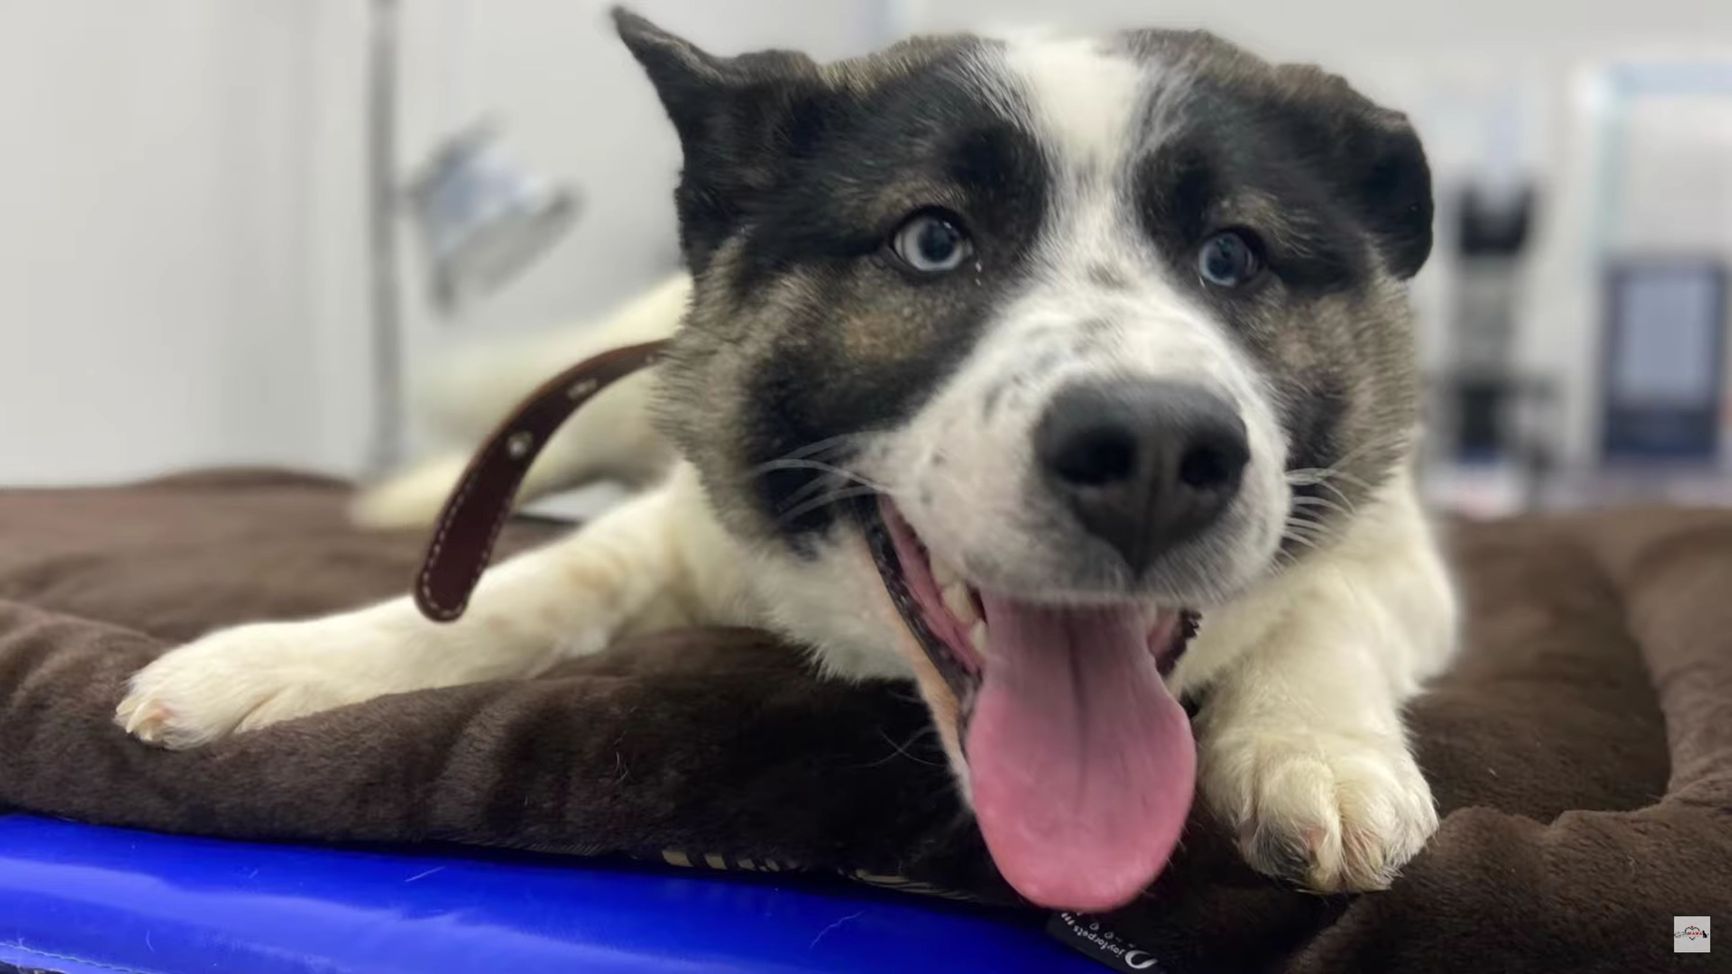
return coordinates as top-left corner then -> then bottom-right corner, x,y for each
1272,67 -> 1434,280
1336,106 -> 1433,280
613,8 -> 831,273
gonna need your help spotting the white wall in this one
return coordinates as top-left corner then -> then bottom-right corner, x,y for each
0,1 -> 327,485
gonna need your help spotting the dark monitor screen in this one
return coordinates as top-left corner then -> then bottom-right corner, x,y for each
1601,261 -> 1726,462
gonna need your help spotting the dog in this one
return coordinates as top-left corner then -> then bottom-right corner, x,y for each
117,10 -> 1458,912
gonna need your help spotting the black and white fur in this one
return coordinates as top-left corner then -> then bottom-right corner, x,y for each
119,12 -> 1457,897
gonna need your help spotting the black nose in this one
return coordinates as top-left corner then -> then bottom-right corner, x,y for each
1036,379 -> 1250,573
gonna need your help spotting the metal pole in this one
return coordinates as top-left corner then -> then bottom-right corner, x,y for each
365,0 -> 404,473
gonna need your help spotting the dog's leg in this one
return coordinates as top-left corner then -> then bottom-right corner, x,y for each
1188,477 -> 1456,892
347,450 -> 478,530
353,275 -> 690,528
118,465 -> 744,749
349,369 -> 672,530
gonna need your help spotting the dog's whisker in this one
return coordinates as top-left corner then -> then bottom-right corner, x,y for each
1286,466 -> 1369,493
1283,513 -> 1333,535
754,458 -> 887,491
1281,509 -> 1340,539
1280,518 -> 1345,551
775,467 -> 908,515
1313,478 -> 1362,512
778,478 -> 844,513
858,726 -> 944,768
1320,469 -> 1374,500
773,485 -> 884,527
1284,525 -> 1338,545
1286,469 -> 1364,517
750,436 -> 900,515
763,433 -> 871,466
1285,431 -> 1406,492
1291,495 -> 1352,520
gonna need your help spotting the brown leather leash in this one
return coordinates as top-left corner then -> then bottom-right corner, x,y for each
413,340 -> 667,622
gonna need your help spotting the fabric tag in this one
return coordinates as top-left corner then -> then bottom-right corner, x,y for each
1046,911 -> 1167,972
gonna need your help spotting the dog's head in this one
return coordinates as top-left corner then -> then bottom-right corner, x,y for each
616,9 -> 1430,909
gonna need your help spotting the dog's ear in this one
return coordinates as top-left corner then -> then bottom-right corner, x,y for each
1338,106 -> 1433,279
1275,67 -> 1434,280
613,9 -> 830,272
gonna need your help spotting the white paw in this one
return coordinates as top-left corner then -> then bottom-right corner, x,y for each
116,620 -> 394,749
1202,728 -> 1438,893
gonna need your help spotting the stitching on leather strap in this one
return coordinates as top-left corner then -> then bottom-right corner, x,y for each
412,341 -> 664,622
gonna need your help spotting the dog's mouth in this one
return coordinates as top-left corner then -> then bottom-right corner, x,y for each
863,497 -> 1199,911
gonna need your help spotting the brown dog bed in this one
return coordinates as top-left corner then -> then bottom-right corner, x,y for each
1,470 -> 1728,972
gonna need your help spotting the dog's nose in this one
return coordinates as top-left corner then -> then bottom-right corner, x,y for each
1036,379 -> 1249,573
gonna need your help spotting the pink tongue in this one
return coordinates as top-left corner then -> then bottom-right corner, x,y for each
967,596 -> 1196,911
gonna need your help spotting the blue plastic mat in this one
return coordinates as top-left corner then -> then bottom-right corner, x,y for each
0,814 -> 1098,973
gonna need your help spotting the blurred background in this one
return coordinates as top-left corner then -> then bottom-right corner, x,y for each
3,0 -> 1731,518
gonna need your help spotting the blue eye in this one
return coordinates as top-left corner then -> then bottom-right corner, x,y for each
892,210 -> 972,274
1197,231 -> 1261,287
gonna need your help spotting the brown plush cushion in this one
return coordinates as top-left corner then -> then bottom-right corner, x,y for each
1,470 -> 1728,973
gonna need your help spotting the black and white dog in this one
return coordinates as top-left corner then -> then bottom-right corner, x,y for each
119,10 -> 1457,912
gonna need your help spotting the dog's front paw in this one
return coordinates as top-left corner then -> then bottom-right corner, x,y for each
1202,728 -> 1438,893
115,621 -> 385,749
